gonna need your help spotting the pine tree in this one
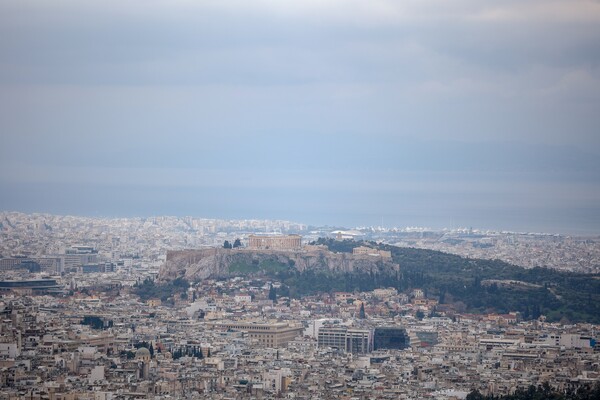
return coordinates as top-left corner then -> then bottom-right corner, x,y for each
269,284 -> 277,304
359,303 -> 366,319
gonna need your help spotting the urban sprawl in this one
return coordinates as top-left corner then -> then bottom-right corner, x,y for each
0,212 -> 599,399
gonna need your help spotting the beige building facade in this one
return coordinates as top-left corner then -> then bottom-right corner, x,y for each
247,234 -> 302,250
352,246 -> 391,258
209,321 -> 304,348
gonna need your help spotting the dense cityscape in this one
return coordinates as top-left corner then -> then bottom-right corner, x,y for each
0,212 -> 598,399
3,0 -> 600,398
2,212 -> 599,274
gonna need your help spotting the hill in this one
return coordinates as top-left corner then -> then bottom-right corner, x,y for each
322,238 -> 600,324
159,239 -> 600,324
160,246 -> 399,281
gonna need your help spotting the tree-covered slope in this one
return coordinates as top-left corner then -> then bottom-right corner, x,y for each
299,238 -> 600,323
159,238 -> 600,323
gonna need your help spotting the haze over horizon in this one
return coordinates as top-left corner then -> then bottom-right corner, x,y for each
1,1 -> 600,235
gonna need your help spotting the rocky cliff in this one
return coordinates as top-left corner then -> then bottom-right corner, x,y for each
159,248 -> 399,282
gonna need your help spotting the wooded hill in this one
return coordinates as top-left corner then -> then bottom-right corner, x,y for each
156,238 -> 600,324
305,238 -> 600,324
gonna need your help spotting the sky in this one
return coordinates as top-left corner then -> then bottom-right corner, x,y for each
1,0 -> 600,234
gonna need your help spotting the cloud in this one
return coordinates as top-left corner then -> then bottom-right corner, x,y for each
541,67 -> 600,101
2,0 -> 599,83
1,0 -> 600,231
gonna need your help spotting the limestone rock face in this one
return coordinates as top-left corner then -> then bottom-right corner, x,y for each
159,248 -> 399,281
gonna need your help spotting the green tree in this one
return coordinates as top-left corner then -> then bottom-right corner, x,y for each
223,240 -> 232,249
82,315 -> 105,330
233,238 -> 242,248
269,284 -> 277,304
466,389 -> 485,400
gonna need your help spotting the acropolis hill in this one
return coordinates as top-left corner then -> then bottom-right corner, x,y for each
159,243 -> 398,282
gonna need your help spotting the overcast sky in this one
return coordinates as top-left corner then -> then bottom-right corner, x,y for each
1,0 -> 599,233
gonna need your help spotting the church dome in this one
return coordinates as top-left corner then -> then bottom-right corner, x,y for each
135,347 -> 151,359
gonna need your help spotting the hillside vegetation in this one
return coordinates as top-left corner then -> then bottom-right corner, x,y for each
310,238 -> 600,324
158,239 -> 600,323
